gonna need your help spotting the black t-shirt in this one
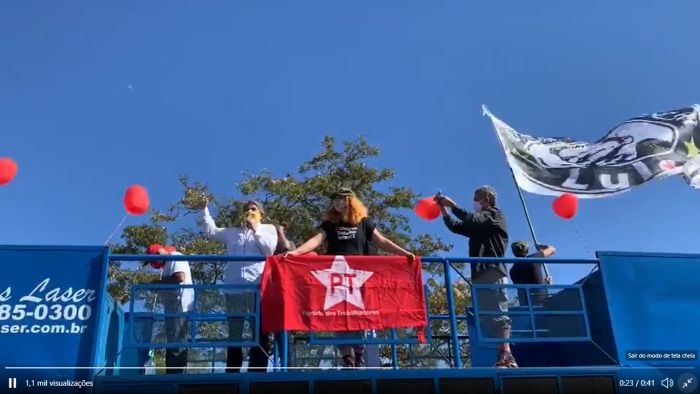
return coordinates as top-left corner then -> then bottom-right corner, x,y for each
510,253 -> 546,284
320,217 -> 376,256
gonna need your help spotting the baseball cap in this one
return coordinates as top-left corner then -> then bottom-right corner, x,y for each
511,241 -> 529,256
147,244 -> 164,255
331,187 -> 355,199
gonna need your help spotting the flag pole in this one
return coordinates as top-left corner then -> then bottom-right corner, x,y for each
482,105 -> 550,279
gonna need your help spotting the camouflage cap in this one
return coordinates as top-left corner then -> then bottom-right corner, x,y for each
331,187 -> 356,199
511,241 -> 529,257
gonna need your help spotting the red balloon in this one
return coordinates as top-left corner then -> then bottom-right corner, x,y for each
415,196 -> 441,221
552,193 -> 579,219
0,158 -> 18,186
123,185 -> 150,215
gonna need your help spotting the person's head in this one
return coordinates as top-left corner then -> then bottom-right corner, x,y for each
144,243 -> 166,269
511,241 -> 529,257
473,185 -> 497,211
323,187 -> 368,225
242,200 -> 265,224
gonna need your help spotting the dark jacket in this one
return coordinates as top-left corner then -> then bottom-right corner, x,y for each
510,252 -> 546,284
443,206 -> 508,277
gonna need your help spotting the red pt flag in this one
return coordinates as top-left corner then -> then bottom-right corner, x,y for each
261,255 -> 427,342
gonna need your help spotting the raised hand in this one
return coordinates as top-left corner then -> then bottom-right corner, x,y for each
435,195 -> 456,208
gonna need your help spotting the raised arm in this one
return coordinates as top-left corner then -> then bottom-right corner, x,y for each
372,229 -> 415,263
274,224 -> 294,253
529,245 -> 556,284
450,206 -> 491,232
198,204 -> 227,242
286,232 -> 326,256
530,244 -> 556,258
440,205 -> 473,237
435,194 -> 493,236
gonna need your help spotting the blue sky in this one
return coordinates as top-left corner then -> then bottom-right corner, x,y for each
2,1 -> 700,284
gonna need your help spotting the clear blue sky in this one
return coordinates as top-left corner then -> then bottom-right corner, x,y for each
2,1 -> 699,284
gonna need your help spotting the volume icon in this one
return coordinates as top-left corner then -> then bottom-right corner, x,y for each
662,377 -> 674,389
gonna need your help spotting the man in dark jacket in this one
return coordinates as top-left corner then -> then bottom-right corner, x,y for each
436,186 -> 517,368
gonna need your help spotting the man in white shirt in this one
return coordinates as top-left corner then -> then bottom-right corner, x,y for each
146,244 -> 194,374
199,200 -> 277,373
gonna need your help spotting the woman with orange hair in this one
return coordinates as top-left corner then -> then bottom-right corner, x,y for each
287,187 -> 415,368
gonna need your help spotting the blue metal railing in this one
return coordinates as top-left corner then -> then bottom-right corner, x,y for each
110,254 -> 598,371
126,283 -> 261,349
472,283 -> 591,343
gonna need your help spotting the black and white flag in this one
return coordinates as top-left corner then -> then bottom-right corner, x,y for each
483,105 -> 700,198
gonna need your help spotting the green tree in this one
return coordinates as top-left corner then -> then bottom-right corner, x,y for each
108,135 -> 471,370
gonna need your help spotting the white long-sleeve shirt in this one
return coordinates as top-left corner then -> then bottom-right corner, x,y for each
199,206 -> 277,289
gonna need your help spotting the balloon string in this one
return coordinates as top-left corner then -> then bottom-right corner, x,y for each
104,213 -> 129,246
570,219 -> 592,258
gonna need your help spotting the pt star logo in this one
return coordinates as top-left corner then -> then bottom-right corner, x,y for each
311,256 -> 374,310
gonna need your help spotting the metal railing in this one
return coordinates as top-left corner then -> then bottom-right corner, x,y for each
111,254 -> 598,371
